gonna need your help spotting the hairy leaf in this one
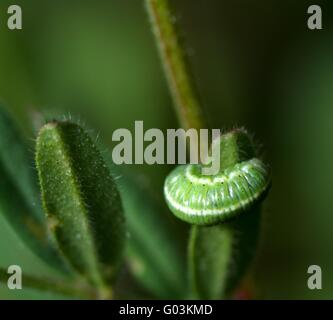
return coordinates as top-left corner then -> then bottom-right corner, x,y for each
36,121 -> 125,292
189,207 -> 261,299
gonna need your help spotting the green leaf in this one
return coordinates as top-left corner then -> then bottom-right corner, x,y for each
0,105 -> 65,269
189,207 -> 261,299
109,165 -> 187,299
35,121 -> 126,293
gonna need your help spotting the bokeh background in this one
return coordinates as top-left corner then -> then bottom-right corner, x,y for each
0,0 -> 332,299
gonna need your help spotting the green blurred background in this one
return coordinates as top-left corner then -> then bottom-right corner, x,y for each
0,0 -> 332,299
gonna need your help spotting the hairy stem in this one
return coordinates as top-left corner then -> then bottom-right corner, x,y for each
0,268 -> 99,299
189,206 -> 261,299
187,131 -> 269,299
145,0 -> 206,130
150,1 -> 270,300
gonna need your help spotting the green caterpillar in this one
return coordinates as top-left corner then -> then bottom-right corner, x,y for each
164,129 -> 271,226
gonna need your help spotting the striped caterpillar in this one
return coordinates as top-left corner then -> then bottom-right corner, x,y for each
164,128 -> 271,225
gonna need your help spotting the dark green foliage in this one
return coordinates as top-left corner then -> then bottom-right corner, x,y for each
111,167 -> 187,298
0,106 -> 65,269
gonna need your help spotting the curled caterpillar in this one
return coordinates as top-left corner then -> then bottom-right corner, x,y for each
164,129 -> 271,225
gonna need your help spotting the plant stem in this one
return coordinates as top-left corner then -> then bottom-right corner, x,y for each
145,0 -> 206,130
189,207 -> 261,299
0,267 -> 100,299
150,0 -> 269,300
